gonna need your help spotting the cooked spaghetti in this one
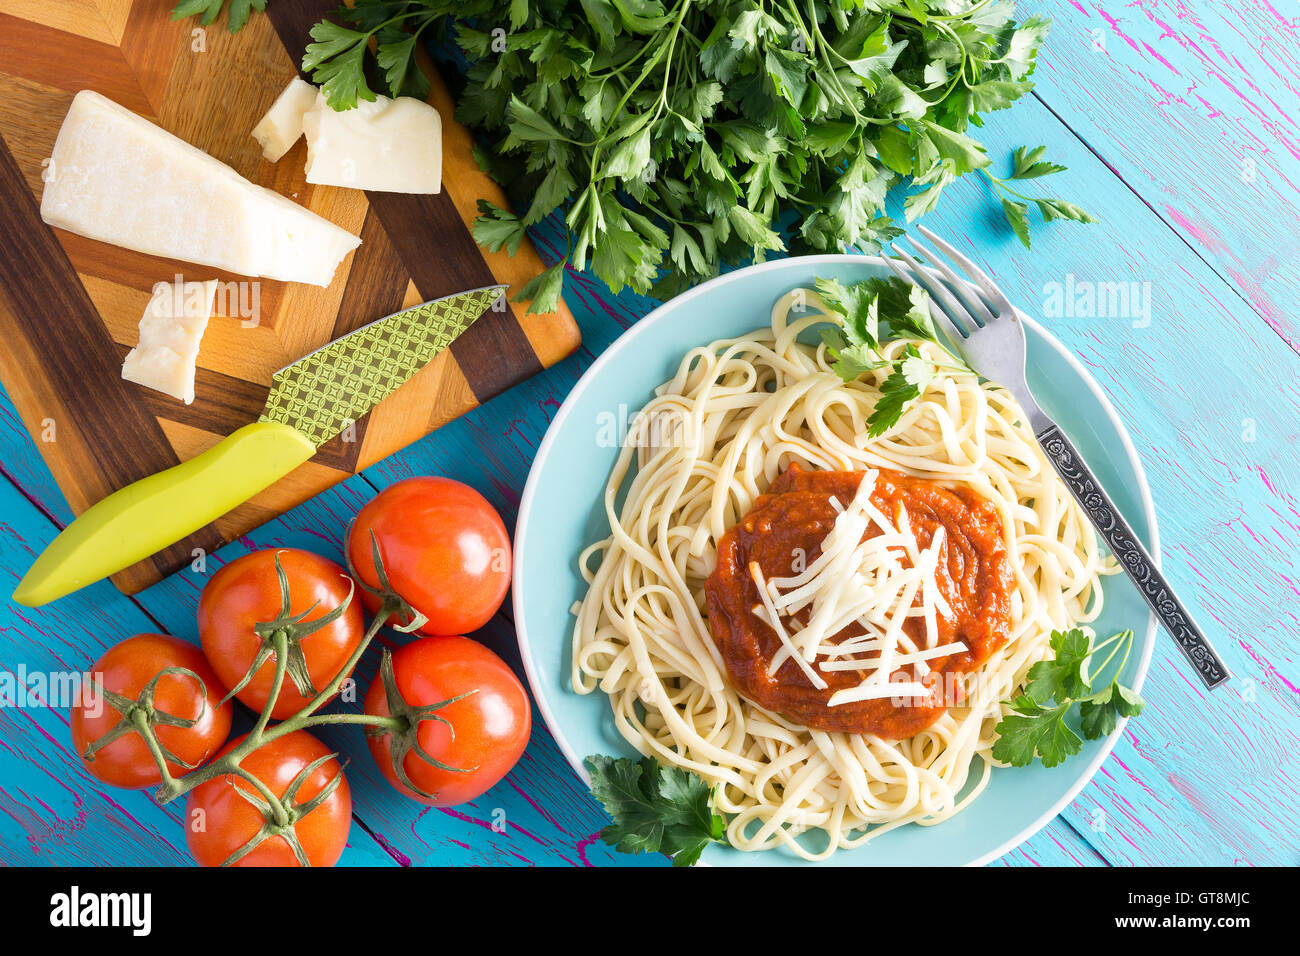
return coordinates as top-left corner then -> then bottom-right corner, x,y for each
571,288 -> 1114,859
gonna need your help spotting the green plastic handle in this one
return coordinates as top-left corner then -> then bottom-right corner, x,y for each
12,421 -> 316,607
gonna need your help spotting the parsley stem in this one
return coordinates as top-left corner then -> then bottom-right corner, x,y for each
980,170 -> 1036,203
588,0 -> 693,177
926,0 -> 997,22
1082,629 -> 1132,691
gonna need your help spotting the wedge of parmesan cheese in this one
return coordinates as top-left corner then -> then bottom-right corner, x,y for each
251,76 -> 319,162
121,279 -> 219,405
40,91 -> 361,287
301,91 -> 442,194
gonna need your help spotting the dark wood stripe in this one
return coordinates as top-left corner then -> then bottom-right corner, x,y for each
118,344 -> 269,432
0,134 -> 224,576
264,0 -> 545,404
330,207 -> 412,340
367,190 -> 544,403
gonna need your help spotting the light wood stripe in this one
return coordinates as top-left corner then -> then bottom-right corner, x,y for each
0,0 -> 118,45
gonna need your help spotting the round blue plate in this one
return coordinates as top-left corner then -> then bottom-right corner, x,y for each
514,255 -> 1157,866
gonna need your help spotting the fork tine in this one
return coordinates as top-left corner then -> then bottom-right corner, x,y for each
883,252 -> 971,342
898,234 -> 996,327
915,224 -> 1016,317
889,246 -> 981,341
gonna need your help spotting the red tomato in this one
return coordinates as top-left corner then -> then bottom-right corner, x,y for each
347,477 -> 512,635
71,633 -> 232,789
198,549 -> 364,720
185,730 -> 351,867
364,636 -> 531,806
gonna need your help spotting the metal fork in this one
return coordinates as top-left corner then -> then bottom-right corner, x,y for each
884,224 -> 1232,690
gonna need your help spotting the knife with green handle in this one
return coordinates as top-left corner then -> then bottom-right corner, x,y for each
13,284 -> 506,607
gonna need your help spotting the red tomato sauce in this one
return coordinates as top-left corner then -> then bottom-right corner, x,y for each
704,464 -> 1013,739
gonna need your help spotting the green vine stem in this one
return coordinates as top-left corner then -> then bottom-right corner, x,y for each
149,595 -> 402,808
88,518 -> 500,868
114,534 -> 435,868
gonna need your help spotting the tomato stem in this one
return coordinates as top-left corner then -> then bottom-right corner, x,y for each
132,547 -> 421,869
149,596 -> 401,807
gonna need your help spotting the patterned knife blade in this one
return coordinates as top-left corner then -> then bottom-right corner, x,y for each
259,284 -> 506,447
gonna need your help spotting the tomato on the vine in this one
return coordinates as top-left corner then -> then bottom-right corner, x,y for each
198,549 -> 363,720
364,636 -> 531,807
185,730 -> 351,867
347,477 -> 511,636
71,633 -> 232,789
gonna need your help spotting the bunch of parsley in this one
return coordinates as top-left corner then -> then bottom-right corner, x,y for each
175,0 -> 1096,311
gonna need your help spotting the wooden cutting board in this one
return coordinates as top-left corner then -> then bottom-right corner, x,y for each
0,0 -> 580,595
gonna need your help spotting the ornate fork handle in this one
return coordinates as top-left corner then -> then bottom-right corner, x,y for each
1036,424 -> 1232,689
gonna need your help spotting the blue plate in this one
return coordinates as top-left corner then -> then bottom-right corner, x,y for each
513,256 -> 1157,866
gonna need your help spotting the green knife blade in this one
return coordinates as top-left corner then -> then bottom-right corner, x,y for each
260,283 -> 506,445
13,284 -> 506,606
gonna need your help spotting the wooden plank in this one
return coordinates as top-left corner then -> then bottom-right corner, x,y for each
1026,0 -> 1300,352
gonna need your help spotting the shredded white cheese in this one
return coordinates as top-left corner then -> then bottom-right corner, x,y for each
748,469 -> 965,707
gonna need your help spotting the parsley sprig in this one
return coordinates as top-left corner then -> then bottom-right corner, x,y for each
984,145 -> 1099,249
992,628 -> 1145,768
586,754 -> 726,867
814,274 -> 966,437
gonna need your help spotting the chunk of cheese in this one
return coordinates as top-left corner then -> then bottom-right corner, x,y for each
301,91 -> 442,194
40,91 -> 361,286
251,76 -> 319,162
121,279 -> 219,405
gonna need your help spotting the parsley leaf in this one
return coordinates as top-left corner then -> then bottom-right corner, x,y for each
993,696 -> 1083,768
586,755 -> 726,867
1079,679 -> 1146,739
994,629 -> 1145,768
170,0 -> 265,32
303,21 -> 376,110
511,257 -> 567,315
815,277 -> 880,351
376,28 -> 432,100
1023,628 -> 1094,703
971,79 -> 1035,113
814,275 -> 958,435
471,200 -> 527,256
867,344 -> 934,437
1009,145 -> 1067,180
1000,198 -> 1032,249
1035,197 -> 1100,224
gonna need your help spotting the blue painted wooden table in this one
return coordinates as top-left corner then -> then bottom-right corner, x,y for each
1,0 -> 1297,867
